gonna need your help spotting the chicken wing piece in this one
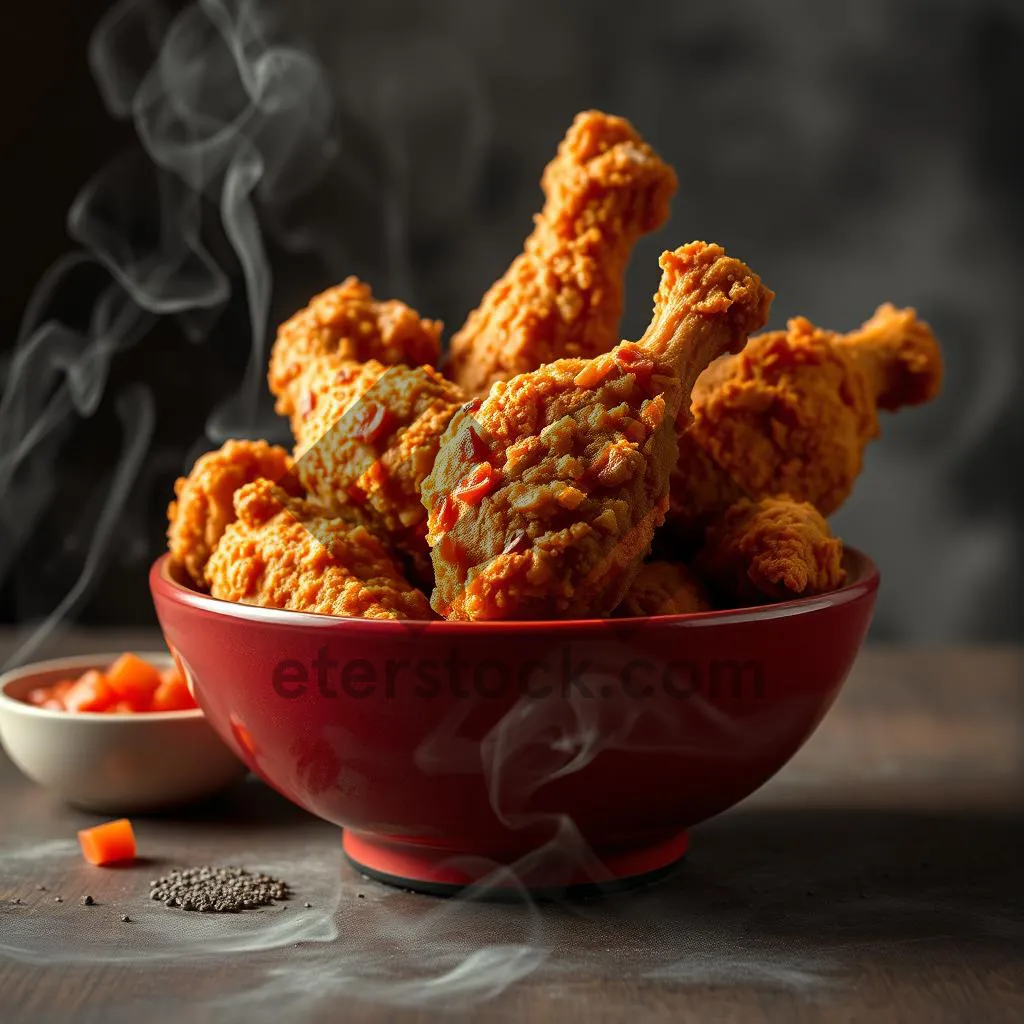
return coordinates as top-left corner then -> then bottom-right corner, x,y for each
616,560 -> 714,617
289,360 -> 466,574
447,111 -> 678,395
423,241 -> 773,621
269,276 -> 442,420
695,496 -> 845,605
205,479 -> 432,620
667,305 -> 943,541
167,439 -> 301,588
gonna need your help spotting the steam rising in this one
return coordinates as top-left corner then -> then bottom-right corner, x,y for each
0,0 -> 340,664
89,0 -> 336,441
0,830 -> 835,1012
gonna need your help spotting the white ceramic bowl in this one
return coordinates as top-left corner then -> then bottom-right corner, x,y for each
0,652 -> 248,813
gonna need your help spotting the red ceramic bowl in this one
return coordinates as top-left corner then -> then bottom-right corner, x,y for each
150,551 -> 878,894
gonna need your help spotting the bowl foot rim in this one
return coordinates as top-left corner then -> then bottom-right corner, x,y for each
343,828 -> 689,899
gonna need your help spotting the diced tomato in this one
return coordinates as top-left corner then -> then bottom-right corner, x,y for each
78,819 -> 137,866
160,665 -> 184,687
453,463 -> 501,505
106,653 -> 162,703
105,700 -> 138,714
64,670 -> 117,713
19,653 -> 198,715
151,669 -> 197,712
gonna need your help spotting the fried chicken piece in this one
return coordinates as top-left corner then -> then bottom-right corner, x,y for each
289,360 -> 466,574
616,560 -> 714,617
269,276 -> 442,420
667,304 -> 943,540
838,303 -> 944,411
423,241 -> 773,621
167,439 -> 301,588
695,496 -> 845,605
447,111 -> 678,395
205,479 -> 432,620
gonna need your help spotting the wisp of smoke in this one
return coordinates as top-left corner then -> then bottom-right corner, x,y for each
0,0 -> 338,666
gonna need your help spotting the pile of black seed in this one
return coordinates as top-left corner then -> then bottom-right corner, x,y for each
149,866 -> 290,913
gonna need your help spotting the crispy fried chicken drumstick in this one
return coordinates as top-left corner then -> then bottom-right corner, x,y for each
205,479 -> 432,620
269,276 -> 442,420
167,439 -> 301,588
668,304 -> 943,540
423,242 -> 773,621
447,111 -> 678,395
695,496 -> 845,605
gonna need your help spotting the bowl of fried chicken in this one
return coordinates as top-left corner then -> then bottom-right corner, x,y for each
152,111 -> 941,894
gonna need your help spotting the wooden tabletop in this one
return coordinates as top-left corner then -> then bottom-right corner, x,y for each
1,633 -> 1022,1024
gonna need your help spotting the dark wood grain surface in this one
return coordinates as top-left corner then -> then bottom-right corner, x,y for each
2,634 -> 1022,1024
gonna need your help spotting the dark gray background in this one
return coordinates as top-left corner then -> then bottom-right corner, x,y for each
1,0 -> 1021,644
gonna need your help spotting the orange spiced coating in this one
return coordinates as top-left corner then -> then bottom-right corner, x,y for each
447,111 -> 678,394
269,276 -> 442,420
696,496 -> 846,605
167,439 -> 300,588
668,304 -> 943,540
423,241 -> 773,621
206,479 -> 432,620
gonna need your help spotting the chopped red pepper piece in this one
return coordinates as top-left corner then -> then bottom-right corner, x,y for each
458,424 -> 491,464
453,463 -> 502,505
438,533 -> 463,567
432,495 -> 459,533
346,401 -> 395,444
614,345 -> 655,384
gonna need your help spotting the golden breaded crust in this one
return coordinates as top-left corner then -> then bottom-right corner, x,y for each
424,243 -> 772,621
206,479 -> 432,620
667,306 -> 943,537
696,496 -> 845,605
447,111 -> 678,394
269,276 -> 442,419
167,439 -> 298,588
